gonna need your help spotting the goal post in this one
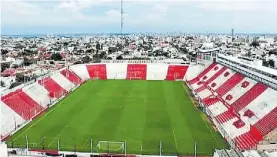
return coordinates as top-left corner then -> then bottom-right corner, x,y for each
96,141 -> 125,154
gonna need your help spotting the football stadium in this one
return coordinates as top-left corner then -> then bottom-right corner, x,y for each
1,56 -> 277,157
6,80 -> 227,155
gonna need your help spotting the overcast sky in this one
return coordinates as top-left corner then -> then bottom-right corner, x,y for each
2,0 -> 277,35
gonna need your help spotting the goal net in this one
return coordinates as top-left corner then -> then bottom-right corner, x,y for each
96,141 -> 125,153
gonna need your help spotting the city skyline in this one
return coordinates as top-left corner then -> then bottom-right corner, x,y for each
2,0 -> 277,35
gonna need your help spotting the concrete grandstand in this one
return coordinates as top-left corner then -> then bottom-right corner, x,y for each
1,56 -> 277,156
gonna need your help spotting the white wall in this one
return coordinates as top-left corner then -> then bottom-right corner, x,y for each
106,63 -> 128,79
146,64 -> 169,80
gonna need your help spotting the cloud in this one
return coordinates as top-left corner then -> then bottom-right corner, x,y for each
152,4 -> 168,14
2,0 -> 40,16
105,9 -> 121,18
1,0 -> 277,34
198,0 -> 277,13
54,0 -> 98,12
2,0 -> 121,27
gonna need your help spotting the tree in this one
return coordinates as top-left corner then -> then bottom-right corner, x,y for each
82,56 -> 90,63
51,53 -> 63,61
186,36 -> 194,40
99,51 -> 106,59
22,49 -> 36,56
246,51 -> 251,57
14,44 -> 24,49
63,42 -> 69,47
11,64 -> 19,68
16,73 -> 25,82
1,49 -> 9,55
1,63 -> 10,72
250,40 -> 260,48
116,43 -> 123,51
96,42 -> 101,50
77,50 -> 84,54
123,51 -> 130,55
1,81 -> 5,87
124,38 -> 129,46
162,52 -> 169,57
108,47 -> 117,54
268,60 -> 275,67
73,61 -> 82,65
23,57 -> 33,66
85,49 -> 93,53
9,82 -> 22,89
116,55 -> 123,60
269,49 -> 277,55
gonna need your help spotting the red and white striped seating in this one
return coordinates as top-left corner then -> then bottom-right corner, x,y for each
38,77 -> 66,98
61,69 -> 82,85
1,89 -> 44,120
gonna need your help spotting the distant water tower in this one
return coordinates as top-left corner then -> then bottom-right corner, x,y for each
231,29 -> 234,41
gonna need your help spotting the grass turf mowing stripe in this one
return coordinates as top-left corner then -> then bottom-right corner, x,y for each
7,80 -> 228,155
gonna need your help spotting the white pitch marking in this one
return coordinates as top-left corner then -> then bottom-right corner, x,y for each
172,129 -> 179,151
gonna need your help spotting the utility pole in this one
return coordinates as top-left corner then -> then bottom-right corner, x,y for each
231,28 -> 234,41
121,0 -> 124,36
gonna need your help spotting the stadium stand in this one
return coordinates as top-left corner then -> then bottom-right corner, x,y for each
204,66 -> 227,85
254,107 -> 277,136
70,65 -> 90,80
187,63 -> 217,85
51,73 -> 75,91
1,63 -> 277,153
187,62 -> 277,150
194,85 -> 206,93
214,149 -> 277,157
215,72 -> 245,96
1,101 -> 25,138
38,77 -> 66,98
1,89 -> 44,120
61,69 -> 82,85
208,68 -> 235,91
231,83 -> 268,112
22,82 -> 51,108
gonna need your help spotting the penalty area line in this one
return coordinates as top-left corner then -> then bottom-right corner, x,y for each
47,124 -> 69,147
172,129 -> 179,151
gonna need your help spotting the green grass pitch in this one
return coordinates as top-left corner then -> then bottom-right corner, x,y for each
7,80 -> 228,155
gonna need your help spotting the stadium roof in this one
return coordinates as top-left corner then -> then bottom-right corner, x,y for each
218,54 -> 277,76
